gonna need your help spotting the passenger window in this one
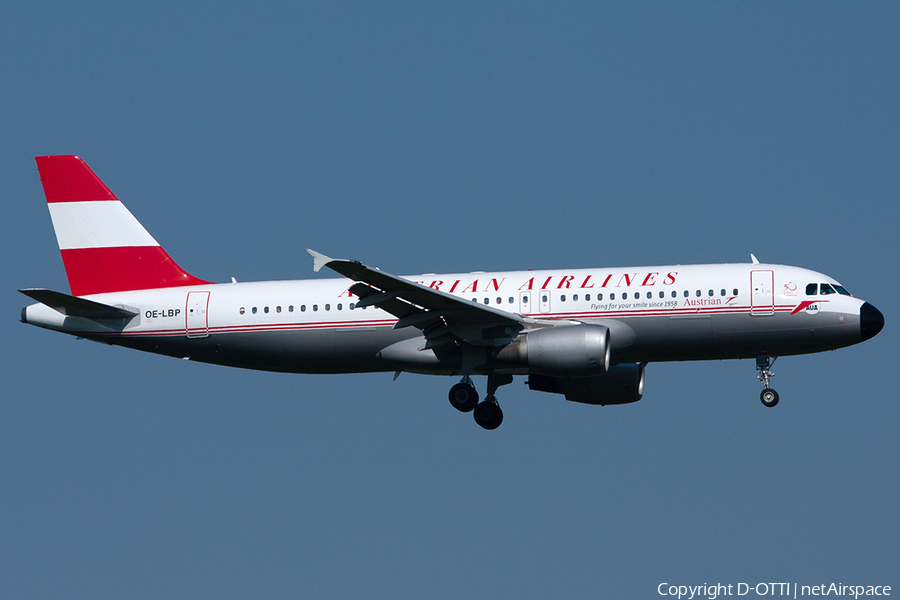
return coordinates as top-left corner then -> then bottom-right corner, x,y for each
252,307 -> 258,314
708,290 -> 714,297
313,305 -> 318,311
622,293 -> 627,300
585,294 -> 591,301
496,298 -> 501,305
483,298 -> 489,305
573,294 -> 578,302
301,305 -> 306,312
239,307 -> 245,315
350,303 -> 355,310
733,288 -> 738,296
647,292 -> 652,299
659,291 -> 664,299
337,303 -> 342,310
806,283 -> 818,296
683,290 -> 689,297
264,306 -> 269,314
720,289 -> 726,296
672,291 -> 677,298
695,290 -> 701,297
325,304 -> 331,311
508,297 -> 514,304
597,293 -> 602,301
610,293 -> 616,300
289,305 -> 294,312
276,306 -> 282,313
561,295 -> 566,302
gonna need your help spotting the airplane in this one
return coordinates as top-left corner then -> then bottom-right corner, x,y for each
20,155 -> 885,430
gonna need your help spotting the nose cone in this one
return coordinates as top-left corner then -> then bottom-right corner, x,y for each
860,302 -> 884,341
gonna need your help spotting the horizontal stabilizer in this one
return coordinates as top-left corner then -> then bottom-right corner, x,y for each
19,288 -> 139,320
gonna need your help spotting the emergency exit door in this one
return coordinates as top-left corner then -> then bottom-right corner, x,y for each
538,290 -> 551,313
519,291 -> 531,315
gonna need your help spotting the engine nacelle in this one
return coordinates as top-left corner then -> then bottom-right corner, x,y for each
527,363 -> 645,405
512,324 -> 610,377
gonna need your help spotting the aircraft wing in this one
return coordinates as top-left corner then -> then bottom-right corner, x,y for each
307,250 -> 526,351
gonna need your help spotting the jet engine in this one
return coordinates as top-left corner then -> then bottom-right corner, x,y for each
527,363 -> 645,405
497,324 -> 610,377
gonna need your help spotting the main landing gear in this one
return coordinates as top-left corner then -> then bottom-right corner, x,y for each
448,377 -> 479,412
756,355 -> 779,408
448,374 -> 513,430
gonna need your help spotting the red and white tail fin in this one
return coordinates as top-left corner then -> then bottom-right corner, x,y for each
35,155 -> 210,296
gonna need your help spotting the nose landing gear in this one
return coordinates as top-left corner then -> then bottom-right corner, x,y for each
448,374 -> 512,429
756,355 -> 779,407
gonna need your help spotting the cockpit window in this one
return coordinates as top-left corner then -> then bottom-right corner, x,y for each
834,285 -> 850,296
819,283 -> 836,295
806,283 -> 818,296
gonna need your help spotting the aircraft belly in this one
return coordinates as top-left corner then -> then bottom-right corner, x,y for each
614,311 -> 861,362
107,326 -> 420,374
86,310 -> 862,372
215,327 -> 419,373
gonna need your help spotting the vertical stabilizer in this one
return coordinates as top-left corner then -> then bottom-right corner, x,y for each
35,155 -> 210,296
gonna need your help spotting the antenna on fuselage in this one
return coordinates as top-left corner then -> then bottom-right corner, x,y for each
750,254 -> 760,264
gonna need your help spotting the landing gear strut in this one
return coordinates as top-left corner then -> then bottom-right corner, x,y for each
448,374 -> 512,429
756,355 -> 779,408
472,374 -> 512,430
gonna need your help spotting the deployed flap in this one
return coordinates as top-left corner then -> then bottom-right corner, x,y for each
19,288 -> 139,320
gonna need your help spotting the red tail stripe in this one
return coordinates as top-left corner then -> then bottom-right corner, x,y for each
61,247 -> 211,296
36,155 -> 118,203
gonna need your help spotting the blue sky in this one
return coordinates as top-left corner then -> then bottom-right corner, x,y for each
2,2 -> 897,598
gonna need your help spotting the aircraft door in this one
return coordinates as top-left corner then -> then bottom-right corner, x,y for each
519,291 -> 531,315
186,291 -> 210,337
750,270 -> 775,316
539,290 -> 551,314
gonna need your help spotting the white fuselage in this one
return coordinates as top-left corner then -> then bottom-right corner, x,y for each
23,261 -> 870,375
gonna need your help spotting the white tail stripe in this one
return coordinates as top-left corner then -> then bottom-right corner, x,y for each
48,201 -> 159,250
